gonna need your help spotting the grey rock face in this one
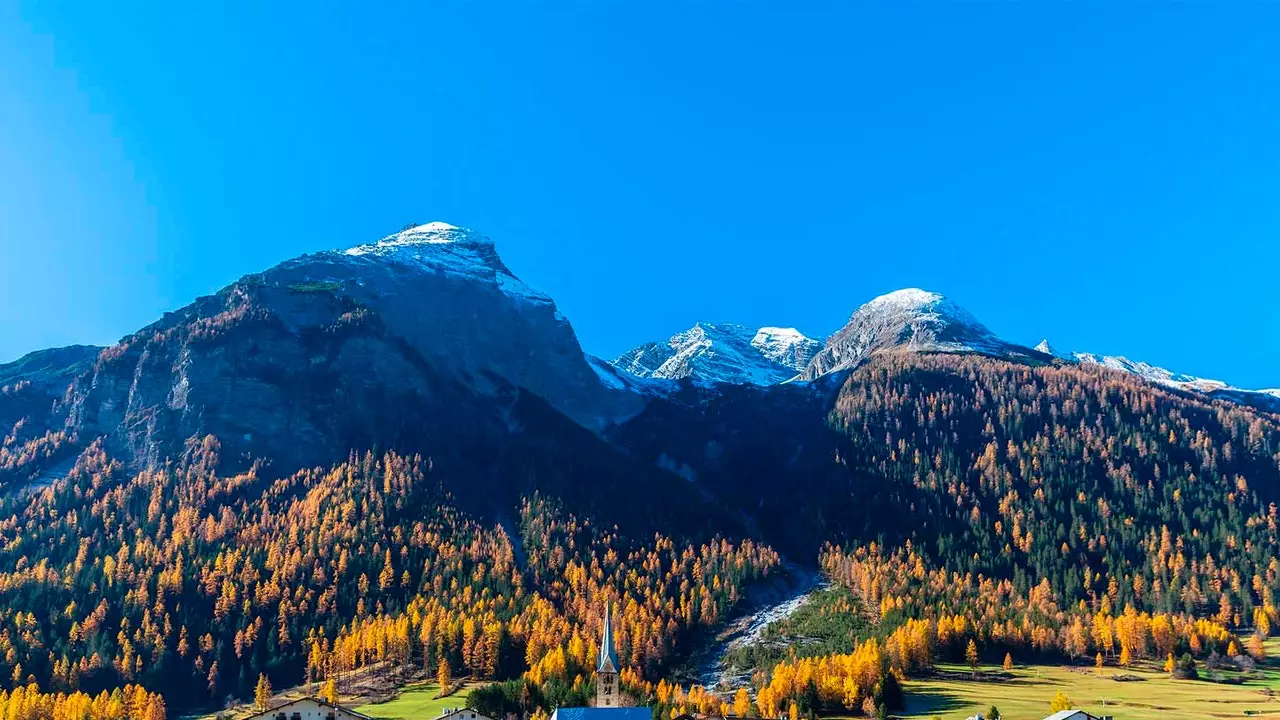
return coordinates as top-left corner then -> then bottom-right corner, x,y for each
613,342 -> 676,378
62,282 -> 456,471
267,223 -> 633,429
39,222 -> 642,474
0,345 -> 101,440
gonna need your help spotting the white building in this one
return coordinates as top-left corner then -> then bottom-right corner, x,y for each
436,709 -> 497,720
245,697 -> 373,720
1042,711 -> 1105,720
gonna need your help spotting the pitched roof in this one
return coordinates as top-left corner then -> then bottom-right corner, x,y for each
1041,711 -> 1097,720
250,697 -> 374,720
597,601 -> 619,673
551,708 -> 652,720
436,709 -> 497,720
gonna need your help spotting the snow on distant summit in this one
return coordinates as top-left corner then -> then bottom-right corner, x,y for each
329,227 -> 1280,413
607,287 -> 1276,413
1071,353 -> 1221,390
1032,338 -> 1280,412
1034,339 -> 1063,357
612,323 -> 819,386
752,327 -> 821,370
340,222 -> 552,307
345,221 -> 467,250
1072,353 -> 1280,410
799,288 -> 1035,380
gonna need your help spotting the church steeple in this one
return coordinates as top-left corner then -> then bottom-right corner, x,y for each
595,601 -> 620,707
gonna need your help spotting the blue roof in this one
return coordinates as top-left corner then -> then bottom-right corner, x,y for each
551,708 -> 652,720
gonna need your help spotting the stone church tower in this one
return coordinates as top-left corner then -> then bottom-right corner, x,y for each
595,601 -> 620,707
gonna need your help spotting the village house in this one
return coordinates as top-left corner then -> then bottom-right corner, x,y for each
1041,711 -> 1107,720
436,709 -> 498,720
244,697 -> 373,720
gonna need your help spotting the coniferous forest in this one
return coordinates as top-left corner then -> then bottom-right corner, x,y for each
1,345 -> 1278,718
1,237 -> 1279,720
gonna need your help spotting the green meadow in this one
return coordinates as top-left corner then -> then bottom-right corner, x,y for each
899,644 -> 1280,720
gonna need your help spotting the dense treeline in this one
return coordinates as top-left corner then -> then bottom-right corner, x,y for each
2,350 -> 1279,717
824,543 -> 1247,667
625,354 -> 1280,717
0,440 -> 775,713
0,684 -> 165,720
826,354 -> 1280,625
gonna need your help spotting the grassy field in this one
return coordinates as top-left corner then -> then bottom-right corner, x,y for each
900,650 -> 1280,720
356,682 -> 475,720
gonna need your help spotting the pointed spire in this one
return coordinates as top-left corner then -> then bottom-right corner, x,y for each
597,600 -> 619,673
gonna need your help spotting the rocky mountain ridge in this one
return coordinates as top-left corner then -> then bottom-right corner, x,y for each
611,288 -> 1277,411
611,323 -> 820,386
3,221 -> 1277,493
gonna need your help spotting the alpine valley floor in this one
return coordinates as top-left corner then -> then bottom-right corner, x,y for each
895,639 -> 1280,719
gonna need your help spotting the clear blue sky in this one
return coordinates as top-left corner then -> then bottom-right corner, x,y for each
3,4 -> 1279,388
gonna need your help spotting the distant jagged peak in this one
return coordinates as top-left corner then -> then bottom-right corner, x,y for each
1034,339 -> 1069,359
611,322 -> 818,386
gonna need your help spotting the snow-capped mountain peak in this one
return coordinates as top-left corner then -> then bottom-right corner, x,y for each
611,323 -> 818,386
269,222 -> 631,427
335,221 -> 551,306
345,222 -> 482,254
751,327 -> 821,370
799,288 -> 1030,380
856,289 -> 986,332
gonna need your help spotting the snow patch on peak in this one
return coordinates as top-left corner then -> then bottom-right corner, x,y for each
866,288 -> 943,309
865,288 -> 988,332
1034,339 -> 1072,360
611,323 -> 818,386
413,221 -> 459,232
345,221 -> 488,256
1071,353 -> 1228,391
755,326 -> 808,343
1063,351 -> 1280,412
333,222 -> 551,306
798,288 -> 1020,380
752,327 -> 821,371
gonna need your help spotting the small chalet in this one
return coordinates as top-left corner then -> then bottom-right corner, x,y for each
1041,711 -> 1107,720
245,697 -> 372,720
436,709 -> 497,720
